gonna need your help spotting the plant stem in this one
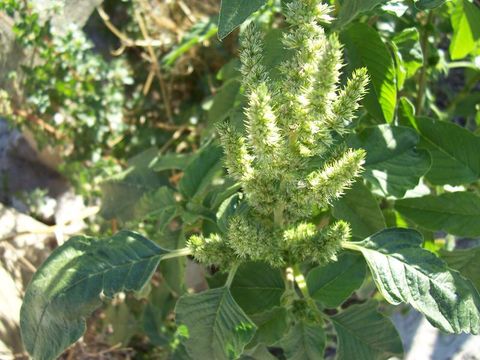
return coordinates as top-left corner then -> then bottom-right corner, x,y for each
285,266 -> 295,292
341,241 -> 361,252
416,11 -> 434,116
161,247 -> 192,260
226,262 -> 240,288
292,264 -> 309,298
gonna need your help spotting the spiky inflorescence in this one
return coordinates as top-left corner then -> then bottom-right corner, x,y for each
189,0 -> 369,270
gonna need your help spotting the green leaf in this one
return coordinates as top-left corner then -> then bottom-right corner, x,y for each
395,192 -> 480,237
392,28 -> 423,80
348,125 -> 431,198
414,0 -> 447,9
348,228 -> 480,334
335,0 -> 385,29
151,152 -> 193,172
230,262 -> 285,315
134,186 -> 178,229
249,307 -> 289,346
208,79 -> 242,126
20,231 -> 168,360
414,117 -> 480,185
397,97 -> 416,126
278,321 -> 325,360
179,142 -> 224,200
342,23 -> 397,123
216,193 -> 248,234
157,230 -> 187,295
175,287 -> 256,360
331,301 -> 403,360
449,0 -> 480,60
100,148 -> 165,222
307,252 -> 366,308
332,181 -> 385,239
440,247 -> 480,291
218,0 -> 267,39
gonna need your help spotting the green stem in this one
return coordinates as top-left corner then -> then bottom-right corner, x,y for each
161,247 -> 192,260
341,241 -> 361,252
225,262 -> 240,288
285,266 -> 295,292
292,264 -> 309,298
416,11 -> 434,116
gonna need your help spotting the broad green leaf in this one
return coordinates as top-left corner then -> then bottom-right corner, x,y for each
262,29 -> 292,81
392,28 -> 423,80
449,0 -> 480,60
20,231 -> 168,360
389,41 -> 407,91
414,117 -> 480,185
278,321 -> 325,360
415,0 -> 447,9
231,262 -> 284,315
162,18 -> 218,67
348,125 -> 431,198
151,152 -> 193,172
342,23 -> 397,123
100,148 -> 166,222
335,0 -> 385,29
208,79 -> 242,126
395,192 -> 480,237
332,181 -> 385,239
157,230 -> 187,295
179,142 -> 224,200
441,247 -> 480,291
134,186 -> 178,229
249,307 -> 289,346
348,228 -> 480,334
331,301 -> 403,360
175,287 -> 256,360
218,0 -> 267,39
216,194 -> 249,234
397,97 -> 416,126
307,252 -> 366,308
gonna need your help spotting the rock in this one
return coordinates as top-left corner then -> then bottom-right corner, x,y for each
0,119 -> 69,204
0,204 -> 52,356
393,307 -> 480,360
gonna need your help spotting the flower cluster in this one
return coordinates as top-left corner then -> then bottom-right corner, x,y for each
188,0 -> 368,269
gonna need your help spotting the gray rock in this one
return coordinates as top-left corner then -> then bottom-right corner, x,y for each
393,307 -> 480,360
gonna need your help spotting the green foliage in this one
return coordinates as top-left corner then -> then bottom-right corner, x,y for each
332,181 -> 386,239
413,116 -> 480,185
346,228 -> 480,333
348,124 -> 431,197
1,1 -> 131,161
342,23 -> 397,123
307,252 -> 366,308
218,0 -> 267,39
396,192 -> 480,237
278,322 -> 326,360
175,287 -> 257,359
441,247 -> 480,290
449,0 -> 480,59
20,231 -> 173,360
331,301 -> 404,360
